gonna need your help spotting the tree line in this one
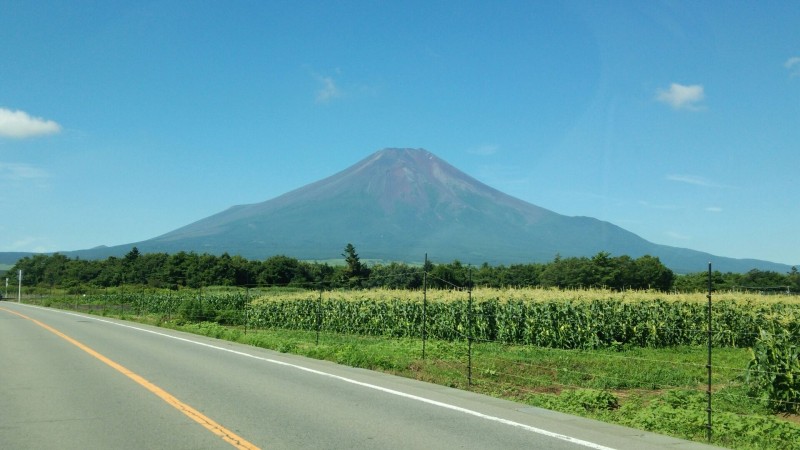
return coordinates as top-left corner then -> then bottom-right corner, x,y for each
4,245 -> 799,294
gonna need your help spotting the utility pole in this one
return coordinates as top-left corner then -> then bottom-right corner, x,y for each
18,270 -> 22,303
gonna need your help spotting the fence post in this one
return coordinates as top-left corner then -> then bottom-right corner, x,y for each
316,288 -> 322,345
467,267 -> 473,387
706,262 -> 713,443
244,287 -> 249,335
422,253 -> 428,360
138,286 -> 144,316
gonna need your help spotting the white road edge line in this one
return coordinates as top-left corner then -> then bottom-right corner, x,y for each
22,304 -> 616,450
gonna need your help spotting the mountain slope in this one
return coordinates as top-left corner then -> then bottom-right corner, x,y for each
67,148 -> 790,273
145,149 -> 650,261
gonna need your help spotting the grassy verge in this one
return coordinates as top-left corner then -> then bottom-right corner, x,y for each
102,312 -> 800,450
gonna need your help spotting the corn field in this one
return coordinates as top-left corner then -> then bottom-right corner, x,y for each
27,285 -> 800,437
48,287 -> 800,350
249,295 -> 800,349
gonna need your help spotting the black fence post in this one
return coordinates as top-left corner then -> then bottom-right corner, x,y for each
316,288 -> 322,345
467,267 -> 473,388
138,286 -> 144,317
422,253 -> 428,360
244,287 -> 249,335
706,262 -> 713,443
199,286 -> 203,322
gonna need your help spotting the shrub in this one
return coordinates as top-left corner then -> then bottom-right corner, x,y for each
178,297 -> 215,323
746,329 -> 800,414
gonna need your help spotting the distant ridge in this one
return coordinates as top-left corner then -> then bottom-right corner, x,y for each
5,148 -> 794,273
0,252 -> 35,266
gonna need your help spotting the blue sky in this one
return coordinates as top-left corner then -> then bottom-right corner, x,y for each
1,1 -> 798,267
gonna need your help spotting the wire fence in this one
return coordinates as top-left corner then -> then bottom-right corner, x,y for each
10,269 -> 800,448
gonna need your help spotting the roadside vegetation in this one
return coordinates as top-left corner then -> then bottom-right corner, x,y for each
15,285 -> 800,449
5,246 -> 800,448
7,246 -> 800,294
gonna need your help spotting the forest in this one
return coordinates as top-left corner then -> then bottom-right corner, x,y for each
4,245 -> 798,294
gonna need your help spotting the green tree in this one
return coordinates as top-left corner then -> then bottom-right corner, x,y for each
297,261 -> 335,289
365,262 -> 422,289
95,256 -> 123,287
342,243 -> 369,287
741,269 -> 789,292
122,247 -> 146,285
632,255 -> 674,291
789,267 -> 800,292
429,260 -> 471,289
258,255 -> 301,286
138,252 -> 170,288
229,255 -> 257,286
540,256 -> 593,289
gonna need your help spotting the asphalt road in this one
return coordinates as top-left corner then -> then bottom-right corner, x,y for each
0,302 -> 721,449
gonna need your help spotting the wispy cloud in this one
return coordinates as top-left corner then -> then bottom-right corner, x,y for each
468,144 -> 499,156
785,56 -> 800,77
0,162 -> 49,182
666,174 -> 729,188
7,236 -> 50,252
315,75 -> 342,103
0,107 -> 61,138
656,83 -> 705,110
638,200 -> 679,210
705,206 -> 723,213
665,230 -> 691,240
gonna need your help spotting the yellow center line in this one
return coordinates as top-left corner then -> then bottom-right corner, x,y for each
1,307 -> 260,450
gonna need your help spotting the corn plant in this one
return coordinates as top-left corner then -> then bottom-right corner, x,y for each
245,291 -> 800,350
746,328 -> 800,413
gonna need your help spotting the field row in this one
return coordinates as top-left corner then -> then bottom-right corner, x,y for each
40,288 -> 800,349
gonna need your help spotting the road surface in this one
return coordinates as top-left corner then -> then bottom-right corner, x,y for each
0,302 -> 720,449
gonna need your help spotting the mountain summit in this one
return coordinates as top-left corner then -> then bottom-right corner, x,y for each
72,148 -> 788,273
149,147 -> 630,263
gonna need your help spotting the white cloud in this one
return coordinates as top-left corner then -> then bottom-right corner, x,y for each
665,230 -> 691,240
0,162 -> 49,181
705,206 -> 723,213
315,76 -> 342,103
469,144 -> 499,156
666,174 -> 710,186
638,200 -> 679,210
7,236 -> 48,252
666,174 -> 729,188
7,237 -> 34,250
0,107 -> 61,138
785,56 -> 800,77
656,83 -> 705,110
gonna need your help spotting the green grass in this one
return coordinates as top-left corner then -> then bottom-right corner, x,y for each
27,299 -> 800,449
109,313 -> 797,449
